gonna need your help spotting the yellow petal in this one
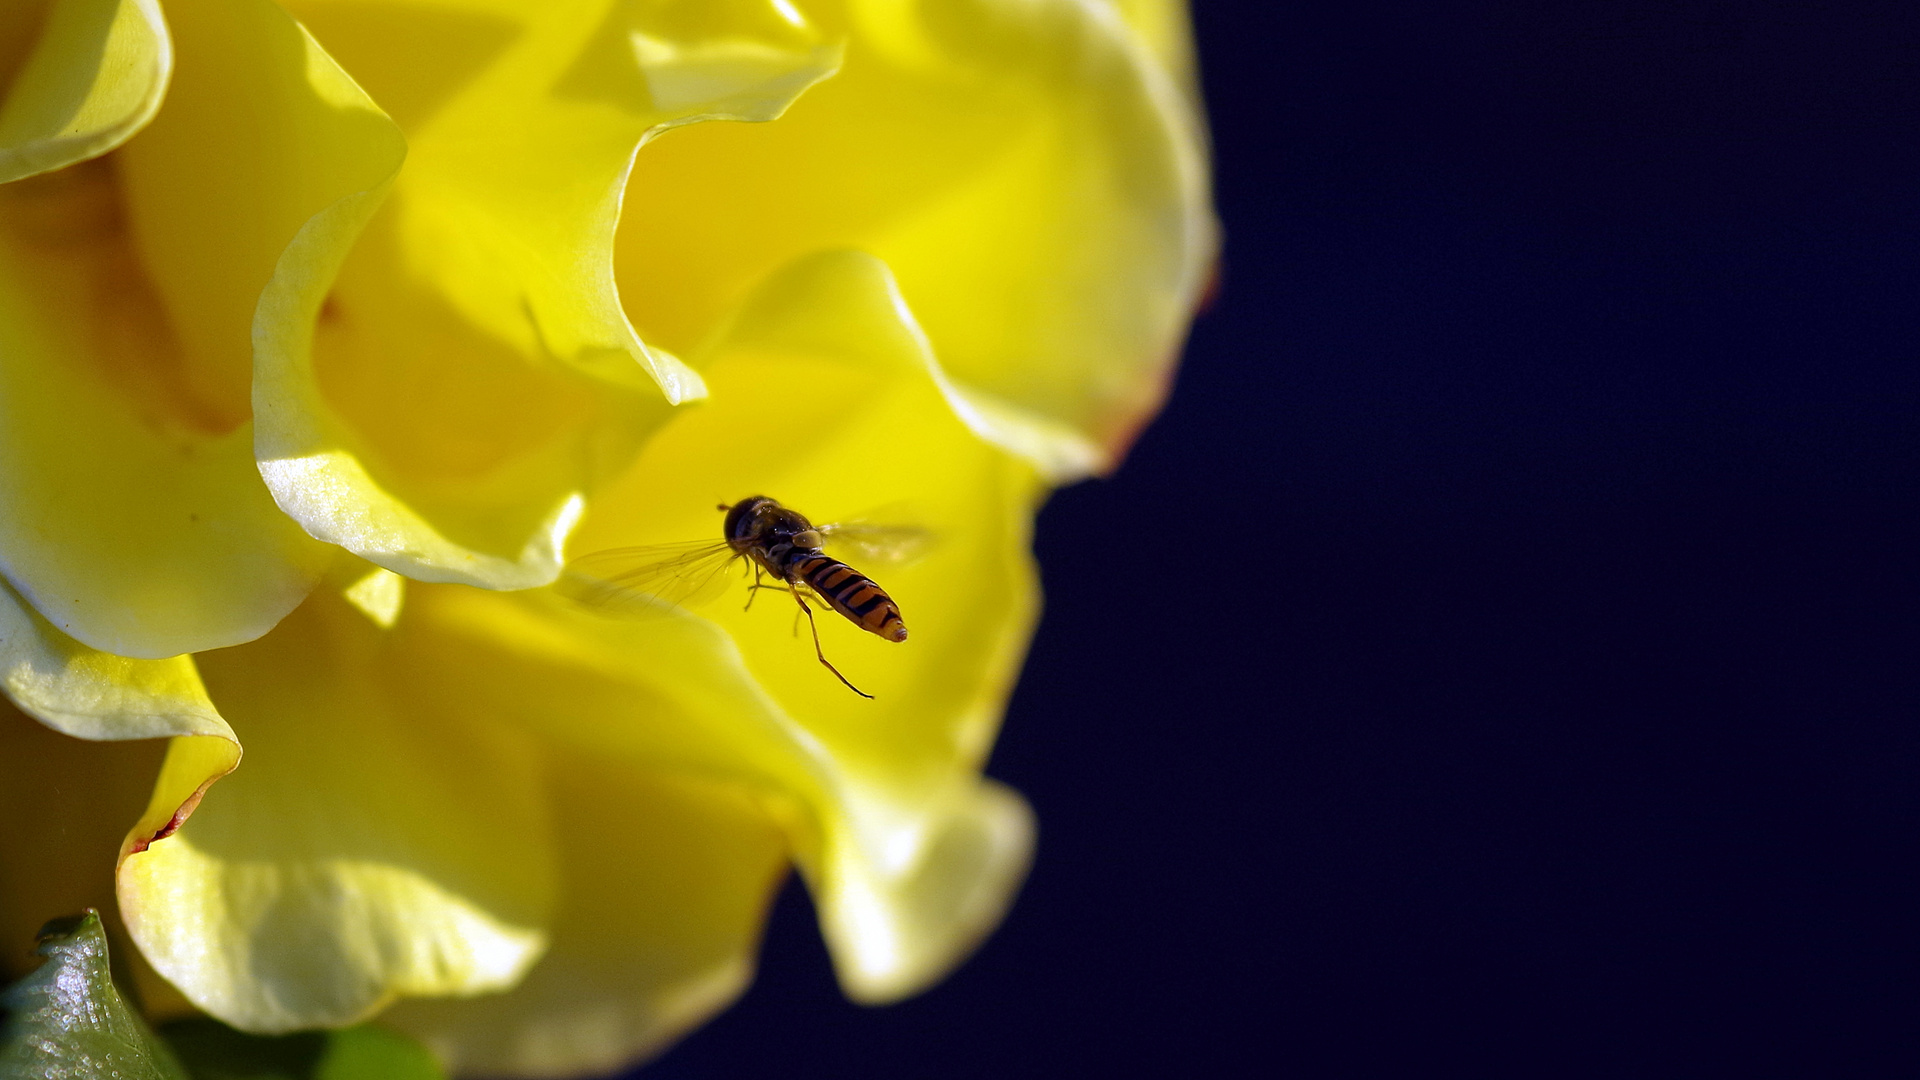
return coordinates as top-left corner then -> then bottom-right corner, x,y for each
0,158 -> 329,658
0,0 -> 169,184
710,248 -> 1106,482
385,760 -> 787,1078
618,0 -> 1215,477
115,0 -> 406,431
246,0 -> 836,588
300,0 -> 835,397
117,724 -> 237,861
583,250 -> 1045,998
0,576 -> 232,744
381,250 -> 1041,1008
820,777 -> 1032,1001
1098,0 -> 1201,96
240,2 -> 579,589
402,579 -> 1034,1013
579,250 -> 1044,803
118,592 -> 556,1033
111,0 -> 547,594
0,572 -> 246,947
341,565 -> 406,628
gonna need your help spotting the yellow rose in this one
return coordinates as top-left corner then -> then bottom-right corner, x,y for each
0,0 -> 1213,1074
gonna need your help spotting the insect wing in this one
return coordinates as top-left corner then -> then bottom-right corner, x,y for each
561,541 -> 741,615
815,522 -> 936,567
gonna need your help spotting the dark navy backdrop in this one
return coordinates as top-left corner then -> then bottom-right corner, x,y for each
643,3 -> 1919,1075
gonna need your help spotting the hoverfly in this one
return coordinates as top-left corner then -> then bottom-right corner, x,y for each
564,496 -> 925,698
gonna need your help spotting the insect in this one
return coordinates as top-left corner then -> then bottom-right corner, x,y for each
565,496 -> 922,698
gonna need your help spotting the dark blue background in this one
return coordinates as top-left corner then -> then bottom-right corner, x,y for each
647,3 -> 1920,1076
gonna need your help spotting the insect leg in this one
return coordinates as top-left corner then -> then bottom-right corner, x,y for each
745,565 -> 795,612
745,582 -> 794,611
790,590 -> 873,699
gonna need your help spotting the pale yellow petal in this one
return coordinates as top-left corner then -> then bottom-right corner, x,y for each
118,728 -> 234,861
245,0 -> 836,587
118,592 -> 556,1033
386,761 -> 787,1078
819,777 -> 1032,1000
0,158 -> 329,658
0,577 -> 232,747
0,0 -> 170,183
340,565 -> 406,628
1098,0 -> 1200,96
619,0 -> 1214,476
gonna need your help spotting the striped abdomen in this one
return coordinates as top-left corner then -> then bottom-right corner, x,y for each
792,554 -> 908,642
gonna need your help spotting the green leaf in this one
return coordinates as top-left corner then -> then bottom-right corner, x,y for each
159,1019 -> 443,1080
311,1026 -> 442,1080
0,910 -> 190,1080
0,911 -> 442,1080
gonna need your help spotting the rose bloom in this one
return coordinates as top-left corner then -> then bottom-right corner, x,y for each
0,0 -> 1213,1074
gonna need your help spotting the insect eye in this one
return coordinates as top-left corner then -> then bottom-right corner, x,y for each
792,529 -> 822,549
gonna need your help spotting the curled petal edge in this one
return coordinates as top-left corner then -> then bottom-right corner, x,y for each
0,0 -> 171,183
710,248 -> 1107,482
244,21 -> 592,590
635,249 -> 1045,996
255,23 -> 845,587
818,0 -> 1214,475
0,579 -> 229,745
118,732 -> 240,861
254,169 -> 599,590
0,578 -> 240,866
115,592 -> 556,1033
534,42 -> 847,406
808,778 -> 1035,1003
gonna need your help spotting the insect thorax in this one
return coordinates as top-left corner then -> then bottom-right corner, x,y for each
724,496 -> 820,576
